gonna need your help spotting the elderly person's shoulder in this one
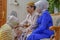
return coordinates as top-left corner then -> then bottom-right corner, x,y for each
1,24 -> 12,31
0,25 -> 13,40
0,24 -> 12,36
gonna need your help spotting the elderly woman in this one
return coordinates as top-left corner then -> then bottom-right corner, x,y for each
27,0 -> 54,40
0,15 -> 19,40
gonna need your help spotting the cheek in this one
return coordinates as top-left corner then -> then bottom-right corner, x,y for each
27,8 -> 29,11
36,9 -> 41,13
27,8 -> 31,12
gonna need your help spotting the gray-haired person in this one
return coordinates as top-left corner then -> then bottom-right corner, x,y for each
0,15 -> 19,40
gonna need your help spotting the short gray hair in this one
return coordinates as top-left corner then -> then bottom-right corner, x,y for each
7,15 -> 19,27
35,0 -> 49,11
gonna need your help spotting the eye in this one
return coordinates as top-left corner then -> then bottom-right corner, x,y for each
27,7 -> 29,8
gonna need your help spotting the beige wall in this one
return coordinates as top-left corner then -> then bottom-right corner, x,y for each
7,0 -> 39,22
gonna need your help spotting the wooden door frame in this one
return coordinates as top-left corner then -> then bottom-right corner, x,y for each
0,0 -> 7,27
2,0 -> 7,24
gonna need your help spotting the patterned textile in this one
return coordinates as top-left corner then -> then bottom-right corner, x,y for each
0,24 -> 14,40
17,32 -> 27,40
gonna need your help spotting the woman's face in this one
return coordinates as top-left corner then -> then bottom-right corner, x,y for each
26,5 -> 34,14
26,5 -> 32,13
36,7 -> 41,13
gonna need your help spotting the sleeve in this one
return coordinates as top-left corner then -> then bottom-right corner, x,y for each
33,14 -> 49,33
26,15 -> 38,31
20,15 -> 29,27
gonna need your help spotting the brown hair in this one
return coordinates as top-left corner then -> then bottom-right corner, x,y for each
27,2 -> 36,10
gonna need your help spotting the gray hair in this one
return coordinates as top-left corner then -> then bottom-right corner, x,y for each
10,11 -> 17,17
35,0 -> 49,11
7,11 -> 18,22
7,15 -> 19,28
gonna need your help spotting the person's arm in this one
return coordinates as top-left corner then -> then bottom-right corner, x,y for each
33,14 -> 49,33
25,14 -> 39,34
26,15 -> 38,31
20,15 -> 29,27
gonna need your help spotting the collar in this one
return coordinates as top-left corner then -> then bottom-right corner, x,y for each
29,11 -> 36,16
42,9 -> 48,12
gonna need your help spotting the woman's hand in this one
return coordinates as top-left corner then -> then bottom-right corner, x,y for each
49,26 -> 56,30
14,28 -> 22,37
24,29 -> 32,34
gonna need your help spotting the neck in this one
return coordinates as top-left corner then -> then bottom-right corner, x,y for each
29,11 -> 34,15
42,9 -> 47,12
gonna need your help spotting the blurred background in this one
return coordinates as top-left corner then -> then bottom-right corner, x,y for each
0,0 -> 60,26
